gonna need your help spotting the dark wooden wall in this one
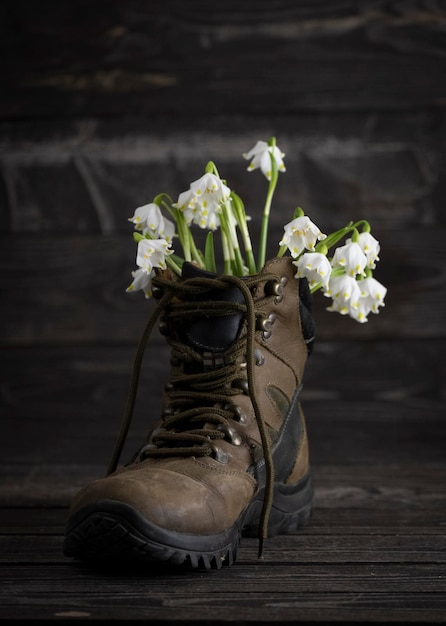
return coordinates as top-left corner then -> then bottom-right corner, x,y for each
1,2 -> 446,622
1,0 -> 445,536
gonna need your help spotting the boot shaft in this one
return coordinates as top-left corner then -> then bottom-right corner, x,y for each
139,256 -> 314,483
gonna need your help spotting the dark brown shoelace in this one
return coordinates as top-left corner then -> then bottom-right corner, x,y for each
107,271 -> 278,558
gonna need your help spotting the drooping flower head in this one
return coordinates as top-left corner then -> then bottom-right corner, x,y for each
243,140 -> 286,181
279,215 -> 327,258
347,297 -> 371,323
293,252 -> 332,289
347,231 -> 380,269
331,241 -> 367,278
174,173 -> 231,231
126,268 -> 155,299
136,238 -> 173,273
324,273 -> 362,315
129,203 -> 175,242
359,276 -> 387,313
339,276 -> 387,323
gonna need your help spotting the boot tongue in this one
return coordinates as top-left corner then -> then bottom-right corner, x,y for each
180,262 -> 244,357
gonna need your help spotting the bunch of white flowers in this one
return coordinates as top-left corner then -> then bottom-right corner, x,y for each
126,138 -> 386,323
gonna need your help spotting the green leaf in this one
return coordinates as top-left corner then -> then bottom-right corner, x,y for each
204,231 -> 217,273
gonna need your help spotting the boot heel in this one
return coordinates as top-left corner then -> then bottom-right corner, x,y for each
243,472 -> 314,537
268,472 -> 314,536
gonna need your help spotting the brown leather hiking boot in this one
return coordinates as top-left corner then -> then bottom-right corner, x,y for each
63,256 -> 315,569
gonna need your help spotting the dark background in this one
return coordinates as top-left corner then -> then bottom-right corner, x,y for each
1,1 -> 446,621
1,0 -> 445,553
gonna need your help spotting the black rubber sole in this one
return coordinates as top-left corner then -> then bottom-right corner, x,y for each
63,473 -> 314,570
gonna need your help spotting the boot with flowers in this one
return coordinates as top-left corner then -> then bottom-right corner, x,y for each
63,255 -> 315,568
63,138 -> 386,569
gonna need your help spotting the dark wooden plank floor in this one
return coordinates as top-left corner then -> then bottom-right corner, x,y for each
1,1 -> 446,623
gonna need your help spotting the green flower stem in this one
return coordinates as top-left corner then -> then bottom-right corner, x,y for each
206,161 -> 220,177
316,223 -> 353,252
206,160 -> 247,275
154,193 -> 174,214
231,192 -> 256,274
246,249 -> 256,275
352,220 -> 371,233
258,145 -> 279,271
277,244 -> 288,258
205,231 -> 217,273
318,219 -> 370,253
166,256 -> 182,276
175,210 -> 191,262
188,231 -> 205,268
222,231 -> 233,275
233,245 -> 245,276
350,227 -> 360,243
221,203 -> 244,276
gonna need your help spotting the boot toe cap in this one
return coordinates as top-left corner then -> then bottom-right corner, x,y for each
68,460 -> 255,535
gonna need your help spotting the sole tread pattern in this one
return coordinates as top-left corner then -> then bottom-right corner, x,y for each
64,513 -> 237,570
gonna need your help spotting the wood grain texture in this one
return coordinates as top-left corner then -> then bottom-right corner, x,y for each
1,462 -> 446,622
1,1 -> 446,119
1,114 -> 445,234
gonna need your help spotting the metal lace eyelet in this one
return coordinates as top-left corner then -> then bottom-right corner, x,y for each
223,403 -> 248,424
217,424 -> 242,446
254,348 -> 265,366
265,279 -> 283,298
257,313 -> 277,339
228,428 -> 242,446
276,276 -> 288,303
239,350 -> 263,368
265,276 -> 288,303
232,378 -> 249,394
232,405 -> 248,424
138,442 -> 157,460
212,447 -> 229,464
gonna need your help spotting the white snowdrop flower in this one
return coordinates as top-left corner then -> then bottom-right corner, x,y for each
279,216 -> 327,257
331,241 -> 367,277
136,238 -> 173,273
348,298 -> 372,323
157,217 -> 175,242
128,203 -> 175,242
359,276 -> 387,313
324,273 -> 362,305
326,297 -> 351,316
174,173 -> 230,231
293,252 -> 332,288
175,189 -> 197,225
243,140 -> 286,181
347,231 -> 381,269
126,268 -> 155,299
